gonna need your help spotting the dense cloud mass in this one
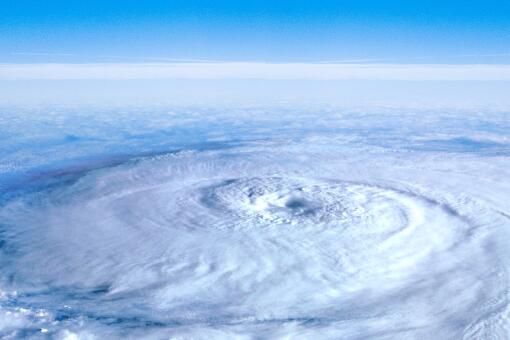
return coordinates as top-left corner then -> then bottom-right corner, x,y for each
0,106 -> 509,339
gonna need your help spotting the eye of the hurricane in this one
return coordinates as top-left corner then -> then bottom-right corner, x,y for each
196,176 -> 413,232
283,197 -> 314,214
250,193 -> 319,221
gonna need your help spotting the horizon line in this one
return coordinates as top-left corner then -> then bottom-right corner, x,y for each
1,62 -> 510,80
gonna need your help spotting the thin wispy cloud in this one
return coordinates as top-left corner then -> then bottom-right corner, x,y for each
11,52 -> 75,57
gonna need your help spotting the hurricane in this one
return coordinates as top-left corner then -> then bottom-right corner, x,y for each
0,107 -> 509,339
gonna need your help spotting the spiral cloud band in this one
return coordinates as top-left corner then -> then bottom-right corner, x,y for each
0,107 -> 509,339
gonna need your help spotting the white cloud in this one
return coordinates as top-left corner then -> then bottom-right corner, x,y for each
1,62 -> 510,80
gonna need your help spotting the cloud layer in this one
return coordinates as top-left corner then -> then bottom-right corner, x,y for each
2,62 -> 510,80
1,107 -> 509,338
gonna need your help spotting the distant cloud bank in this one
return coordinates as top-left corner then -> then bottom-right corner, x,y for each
1,63 -> 510,80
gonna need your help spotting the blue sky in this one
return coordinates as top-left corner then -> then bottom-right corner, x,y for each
1,0 -> 509,63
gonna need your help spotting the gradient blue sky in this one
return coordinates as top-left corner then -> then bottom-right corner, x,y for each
1,0 -> 509,63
